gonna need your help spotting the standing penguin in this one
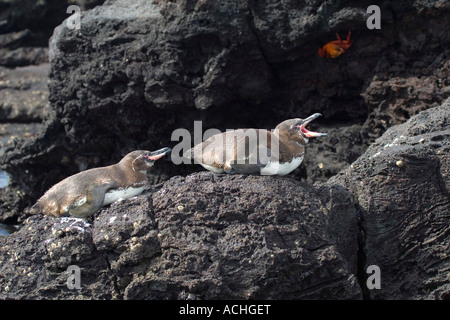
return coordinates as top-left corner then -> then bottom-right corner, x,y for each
184,113 -> 327,176
31,148 -> 171,218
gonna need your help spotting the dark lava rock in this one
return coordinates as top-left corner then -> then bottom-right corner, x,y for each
0,0 -> 449,300
0,100 -> 447,300
0,0 -> 106,68
0,47 -> 48,67
2,0 -> 450,221
0,64 -> 50,121
329,98 -> 450,299
0,63 -> 49,223
0,174 -> 361,299
0,1 -> 65,48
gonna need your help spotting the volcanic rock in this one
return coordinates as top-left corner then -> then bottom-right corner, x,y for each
2,0 -> 450,221
329,98 -> 450,299
0,174 -> 361,299
0,0 -> 449,301
0,64 -> 50,121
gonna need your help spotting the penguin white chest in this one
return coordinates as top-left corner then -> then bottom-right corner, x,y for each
260,157 -> 304,176
103,186 -> 145,206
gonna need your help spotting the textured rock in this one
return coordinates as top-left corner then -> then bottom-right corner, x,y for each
0,101 -> 447,300
2,0 -> 450,220
0,0 -> 449,300
329,98 -> 450,299
0,0 -> 105,46
0,64 -> 50,121
0,122 -> 44,223
361,61 -> 450,141
0,0 -> 106,68
0,47 -> 49,67
0,62 -> 49,223
0,174 -> 361,299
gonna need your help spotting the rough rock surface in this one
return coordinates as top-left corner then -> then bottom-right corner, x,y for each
0,100 -> 448,300
0,0 -> 107,222
0,174 -> 361,299
0,0 -> 449,300
1,0 -> 450,222
0,0 -> 105,49
330,98 -> 450,299
0,64 -> 50,121
1,100 -> 448,300
0,122 -> 44,223
0,62 -> 49,223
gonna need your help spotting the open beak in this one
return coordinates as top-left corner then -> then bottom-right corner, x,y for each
144,147 -> 171,161
300,113 -> 327,138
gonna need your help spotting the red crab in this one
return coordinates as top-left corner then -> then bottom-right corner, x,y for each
318,31 -> 353,58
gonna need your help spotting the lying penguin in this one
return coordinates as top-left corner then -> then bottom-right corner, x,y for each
31,148 -> 171,218
184,113 -> 327,176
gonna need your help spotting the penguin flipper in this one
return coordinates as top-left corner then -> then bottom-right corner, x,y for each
228,162 -> 265,175
68,181 -> 116,218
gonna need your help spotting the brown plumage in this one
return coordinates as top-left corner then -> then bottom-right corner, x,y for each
31,148 -> 171,218
184,113 -> 327,176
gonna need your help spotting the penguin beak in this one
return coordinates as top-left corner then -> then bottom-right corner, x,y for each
144,147 -> 172,161
299,113 -> 327,138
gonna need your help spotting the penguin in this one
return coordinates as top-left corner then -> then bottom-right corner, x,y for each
31,148 -> 171,218
184,113 -> 327,176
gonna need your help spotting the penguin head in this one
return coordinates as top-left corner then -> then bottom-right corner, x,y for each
124,148 -> 172,172
276,113 -> 327,144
